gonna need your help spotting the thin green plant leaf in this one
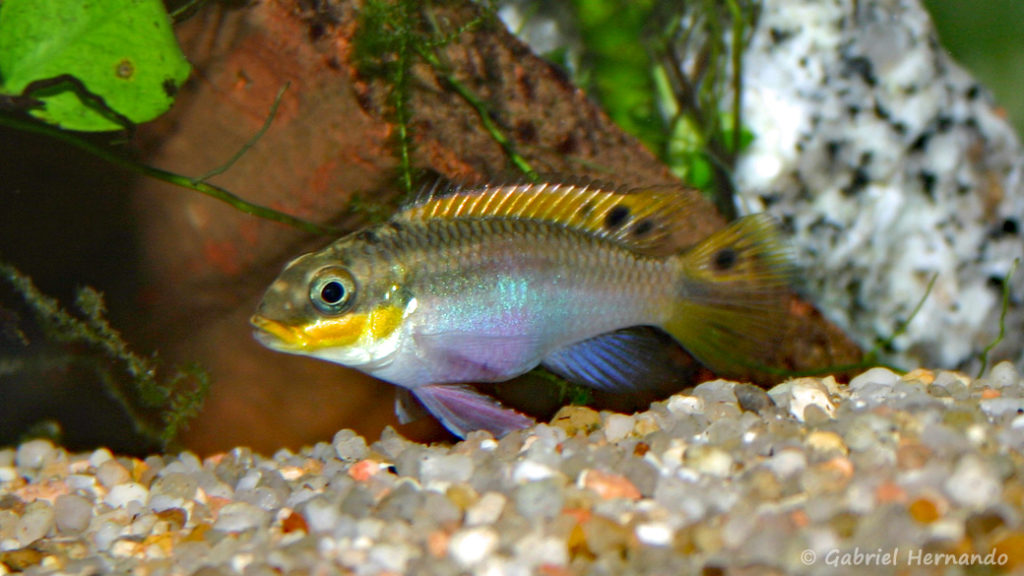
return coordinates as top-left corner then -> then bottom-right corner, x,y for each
354,1 -> 535,189
193,82 -> 291,183
354,0 -> 417,195
0,113 -> 339,236
865,272 -> 938,369
976,258 -> 1019,378
416,44 -> 537,179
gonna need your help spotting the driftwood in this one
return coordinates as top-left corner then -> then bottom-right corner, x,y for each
133,0 -> 861,453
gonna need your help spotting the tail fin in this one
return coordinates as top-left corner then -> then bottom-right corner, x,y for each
662,214 -> 794,377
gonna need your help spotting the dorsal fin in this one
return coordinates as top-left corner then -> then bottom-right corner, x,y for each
395,178 -> 700,255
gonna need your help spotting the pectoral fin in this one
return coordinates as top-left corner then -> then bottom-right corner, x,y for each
542,327 -> 691,393
412,384 -> 535,438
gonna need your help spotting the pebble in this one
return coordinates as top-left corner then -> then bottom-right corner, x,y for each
15,501 -> 53,546
14,439 -> 55,470
602,413 -> 636,443
213,502 -> 268,532
95,459 -> 131,488
465,492 -> 506,526
54,494 -> 93,534
299,496 -> 339,533
332,429 -> 368,461
945,455 -> 1003,509
419,453 -> 474,487
579,469 -> 641,500
3,362 -> 1024,575
769,378 -> 837,422
103,482 -> 149,509
988,361 -> 1021,389
448,526 -> 499,567
514,479 -> 565,520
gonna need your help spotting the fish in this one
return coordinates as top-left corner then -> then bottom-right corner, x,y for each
250,180 -> 793,438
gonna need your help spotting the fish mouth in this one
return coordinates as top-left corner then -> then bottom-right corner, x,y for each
250,314 -> 303,350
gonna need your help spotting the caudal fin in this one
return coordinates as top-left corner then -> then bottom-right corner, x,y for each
662,214 -> 794,377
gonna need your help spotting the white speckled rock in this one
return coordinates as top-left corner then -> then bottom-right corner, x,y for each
730,0 -> 1024,371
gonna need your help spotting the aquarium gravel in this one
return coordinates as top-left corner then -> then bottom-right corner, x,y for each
3,365 -> 1024,575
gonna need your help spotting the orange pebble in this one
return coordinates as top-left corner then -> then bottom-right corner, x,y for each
580,469 -> 642,500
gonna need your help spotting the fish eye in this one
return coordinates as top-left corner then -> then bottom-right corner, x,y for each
309,267 -> 357,315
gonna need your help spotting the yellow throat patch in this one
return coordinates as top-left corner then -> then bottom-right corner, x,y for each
252,304 -> 404,351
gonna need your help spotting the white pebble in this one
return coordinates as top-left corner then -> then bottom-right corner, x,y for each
15,439 -> 55,470
66,474 -> 98,493
15,502 -> 54,545
0,467 -> 16,483
420,453 -> 474,486
88,448 -> 114,468
603,414 -> 635,443
54,494 -> 93,534
449,526 -> 499,567
945,455 -> 1001,509
687,446 -> 734,477
766,449 -> 807,479
667,395 -> 704,416
229,552 -> 254,573
770,379 -> 836,421
214,502 -> 268,532
109,538 -> 141,557
235,469 -> 261,492
369,542 -> 412,573
301,497 -> 340,533
980,397 -> 1024,418
988,361 -> 1020,388
104,482 -> 149,509
333,429 -> 368,461
635,522 -> 674,547
512,460 -> 556,483
95,459 -> 131,488
513,531 -> 567,567
1,538 -> 20,552
848,367 -> 899,391
92,520 -> 124,551
465,492 -> 507,526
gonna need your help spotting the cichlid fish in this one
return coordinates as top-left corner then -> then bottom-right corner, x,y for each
251,181 -> 793,438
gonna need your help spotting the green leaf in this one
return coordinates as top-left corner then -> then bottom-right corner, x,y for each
0,0 -> 191,131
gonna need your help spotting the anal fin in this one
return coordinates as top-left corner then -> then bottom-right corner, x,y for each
542,327 -> 691,394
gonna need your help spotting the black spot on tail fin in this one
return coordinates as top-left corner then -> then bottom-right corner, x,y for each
662,214 -> 794,377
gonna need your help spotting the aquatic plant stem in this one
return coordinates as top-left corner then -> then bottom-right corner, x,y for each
976,258 -> 1019,378
415,44 -> 537,179
0,113 -> 339,237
